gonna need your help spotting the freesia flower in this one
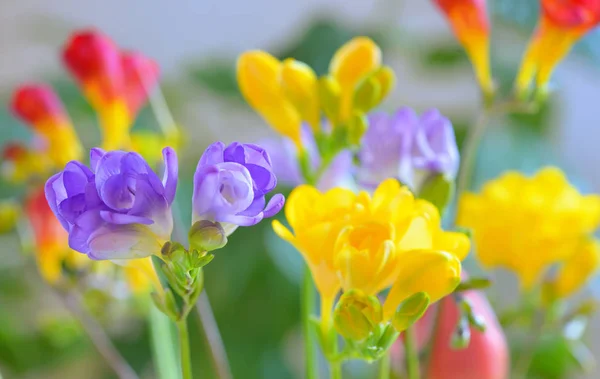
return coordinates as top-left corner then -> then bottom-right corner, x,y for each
237,37 -> 394,149
192,142 -> 284,235
63,30 -> 160,150
273,179 -> 469,327
11,84 -> 83,167
432,0 -> 494,95
25,187 -> 88,283
45,147 -> 178,260
457,167 -> 600,289
515,0 -> 600,98
358,107 -> 459,191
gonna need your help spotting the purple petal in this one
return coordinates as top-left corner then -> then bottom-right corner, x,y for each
100,174 -> 136,211
246,164 -> 277,194
198,142 -> 225,168
68,224 -> 91,254
99,211 -> 154,225
45,173 -> 69,230
263,194 -> 285,218
87,224 -> 161,260
238,196 -> 265,217
58,194 -> 87,224
90,148 -> 106,171
221,212 -> 264,227
161,147 -> 178,204
129,178 -> 168,219
192,165 -> 221,217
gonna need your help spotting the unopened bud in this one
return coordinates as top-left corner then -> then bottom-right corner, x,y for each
353,77 -> 380,113
318,75 -> 341,125
189,220 -> 227,252
334,289 -> 382,341
347,111 -> 368,146
392,292 -> 430,332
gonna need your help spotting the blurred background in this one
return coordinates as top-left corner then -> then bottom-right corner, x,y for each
1,0 -> 600,378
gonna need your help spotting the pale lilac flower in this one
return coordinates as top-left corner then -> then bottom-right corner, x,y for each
358,107 -> 459,190
259,125 -> 354,191
45,147 -> 177,260
192,142 -> 284,235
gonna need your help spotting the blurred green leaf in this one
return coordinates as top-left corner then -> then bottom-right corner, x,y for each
420,44 -> 469,69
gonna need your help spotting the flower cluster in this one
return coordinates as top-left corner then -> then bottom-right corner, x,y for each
274,179 -> 469,334
432,0 -> 600,100
458,167 -> 600,293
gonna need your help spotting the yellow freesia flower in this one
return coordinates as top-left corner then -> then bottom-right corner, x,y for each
273,178 -> 468,326
237,37 -> 395,149
458,167 -> 600,290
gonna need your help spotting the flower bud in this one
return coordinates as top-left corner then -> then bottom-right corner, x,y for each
392,292 -> 430,332
318,75 -> 342,125
333,289 -> 382,341
0,200 -> 20,234
346,111 -> 368,146
279,59 -> 320,133
189,220 -> 228,252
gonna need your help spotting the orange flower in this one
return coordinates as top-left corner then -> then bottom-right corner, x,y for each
515,0 -> 600,98
63,30 -> 160,150
11,84 -> 83,167
24,187 -> 88,283
433,0 -> 494,95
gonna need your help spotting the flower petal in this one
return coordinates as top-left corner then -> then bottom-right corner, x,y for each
161,147 -> 178,204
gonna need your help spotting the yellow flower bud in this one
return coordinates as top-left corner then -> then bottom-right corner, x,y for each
280,58 -> 320,133
237,51 -> 302,148
329,37 -> 382,122
318,75 -> 342,124
333,289 -> 382,341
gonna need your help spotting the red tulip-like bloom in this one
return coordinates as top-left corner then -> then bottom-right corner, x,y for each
62,30 -> 160,150
516,0 -> 600,97
433,0 -> 494,95
10,84 -> 82,167
426,291 -> 509,379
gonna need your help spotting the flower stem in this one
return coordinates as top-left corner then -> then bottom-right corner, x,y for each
329,361 -> 342,379
177,318 -> 193,379
456,109 -> 490,196
404,326 -> 420,379
378,350 -> 391,379
302,267 -> 319,379
195,292 -> 233,379
149,306 -> 181,379
60,290 -> 139,379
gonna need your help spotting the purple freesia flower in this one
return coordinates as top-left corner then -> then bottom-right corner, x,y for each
259,125 -> 355,191
45,147 -> 177,260
358,107 -> 459,190
192,142 -> 284,234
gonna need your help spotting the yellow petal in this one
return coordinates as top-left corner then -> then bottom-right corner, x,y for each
329,37 -> 381,91
237,51 -> 302,147
280,58 -> 320,132
554,239 -> 600,298
434,231 -> 471,261
98,100 -> 133,150
383,250 -> 461,320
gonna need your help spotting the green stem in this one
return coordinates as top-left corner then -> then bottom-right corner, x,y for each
378,350 -> 391,379
195,292 -> 233,379
177,319 -> 193,379
456,110 -> 490,196
329,361 -> 342,379
404,326 -> 420,379
302,268 -> 318,379
149,306 -> 181,379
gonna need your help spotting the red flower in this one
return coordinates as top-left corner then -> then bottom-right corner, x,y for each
515,0 -> 600,98
432,0 -> 493,95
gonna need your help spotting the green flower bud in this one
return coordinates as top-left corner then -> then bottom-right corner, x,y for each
318,75 -> 342,124
418,174 -> 455,216
392,292 -> 430,332
347,111 -> 369,146
334,289 -> 382,341
189,220 -> 227,252
353,76 -> 381,113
